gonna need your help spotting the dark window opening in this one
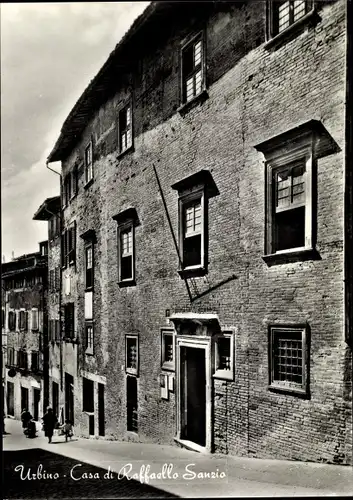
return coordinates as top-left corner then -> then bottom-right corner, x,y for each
274,206 -> 305,251
31,351 -> 39,372
218,337 -> 231,370
82,377 -> 94,413
85,245 -> 93,289
64,303 -> 75,339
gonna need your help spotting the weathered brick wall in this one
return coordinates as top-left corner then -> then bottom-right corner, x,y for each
58,0 -> 351,462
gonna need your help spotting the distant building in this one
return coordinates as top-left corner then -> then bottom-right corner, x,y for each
33,196 -> 62,421
41,0 -> 351,464
2,242 -> 48,421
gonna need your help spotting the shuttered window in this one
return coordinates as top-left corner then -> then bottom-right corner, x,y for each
119,105 -> 133,154
85,142 -> 93,184
64,303 -> 75,339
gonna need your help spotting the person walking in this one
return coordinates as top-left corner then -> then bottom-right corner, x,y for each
21,408 -> 32,434
42,407 -> 57,444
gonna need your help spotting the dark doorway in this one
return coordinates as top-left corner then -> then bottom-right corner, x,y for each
7,382 -> 14,416
52,381 -> 59,417
32,388 -> 40,421
89,414 -> 95,436
126,376 -> 138,432
98,383 -> 105,437
21,387 -> 29,413
65,373 -> 74,424
180,347 -> 206,447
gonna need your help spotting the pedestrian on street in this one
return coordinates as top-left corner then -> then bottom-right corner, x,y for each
42,407 -> 57,444
21,409 -> 32,433
62,419 -> 73,442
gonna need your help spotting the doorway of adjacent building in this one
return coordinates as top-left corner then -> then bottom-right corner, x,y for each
126,375 -> 138,432
98,383 -> 105,437
32,388 -> 40,421
21,387 -> 29,412
180,346 -> 206,447
52,381 -> 59,417
65,373 -> 74,424
7,382 -> 14,416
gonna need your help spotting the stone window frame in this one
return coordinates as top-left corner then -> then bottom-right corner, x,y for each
161,327 -> 175,372
118,101 -> 133,157
31,308 -> 39,332
125,334 -> 139,376
85,321 -> 94,356
113,208 -> 139,288
268,324 -> 310,397
255,120 -> 340,266
179,30 -> 208,113
213,329 -> 235,381
8,310 -> 16,331
172,170 -> 219,279
265,0 -> 318,49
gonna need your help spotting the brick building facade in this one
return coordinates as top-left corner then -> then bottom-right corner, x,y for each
42,1 -> 351,463
2,243 -> 48,422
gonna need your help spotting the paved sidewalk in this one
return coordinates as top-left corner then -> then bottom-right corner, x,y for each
3,418 -> 353,497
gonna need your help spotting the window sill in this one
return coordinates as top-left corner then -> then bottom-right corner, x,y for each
84,178 -> 94,190
161,362 -> 175,372
126,368 -> 138,376
269,384 -> 310,399
213,370 -> 234,381
177,89 -> 209,116
178,266 -> 207,279
262,247 -> 320,266
264,9 -> 319,51
118,279 -> 136,288
117,145 -> 134,160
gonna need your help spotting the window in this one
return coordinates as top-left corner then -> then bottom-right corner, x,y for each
64,174 -> 71,206
119,226 -> 134,282
182,195 -> 204,269
14,277 -> 24,289
19,310 -> 28,331
31,308 -> 39,331
126,375 -> 138,432
119,105 -> 133,154
125,335 -> 138,376
161,328 -> 175,371
84,142 -> 93,184
55,319 -> 61,342
255,120 -> 340,264
61,223 -> 76,268
1,309 -> 4,328
113,208 -> 139,286
64,303 -> 75,339
31,351 -> 39,372
269,1 -> 312,37
55,267 -> 60,291
85,244 -> 93,290
269,325 -> 309,395
7,347 -> 15,367
18,349 -> 28,370
181,34 -> 205,104
214,331 -> 235,381
8,311 -> 16,331
49,214 -> 60,240
82,377 -> 94,412
85,322 -> 94,355
48,319 -> 54,342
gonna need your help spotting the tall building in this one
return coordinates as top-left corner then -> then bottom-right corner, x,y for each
2,242 -> 48,421
42,1 -> 351,463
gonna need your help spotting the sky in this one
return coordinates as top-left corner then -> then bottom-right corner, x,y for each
1,1 -> 150,262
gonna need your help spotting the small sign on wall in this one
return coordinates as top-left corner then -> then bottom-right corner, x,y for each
168,373 -> 174,393
160,373 -> 168,400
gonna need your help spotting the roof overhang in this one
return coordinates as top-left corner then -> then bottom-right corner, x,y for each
33,196 -> 61,220
169,312 -> 221,333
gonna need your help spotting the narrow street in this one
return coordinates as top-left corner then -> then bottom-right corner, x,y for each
3,418 -> 353,498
